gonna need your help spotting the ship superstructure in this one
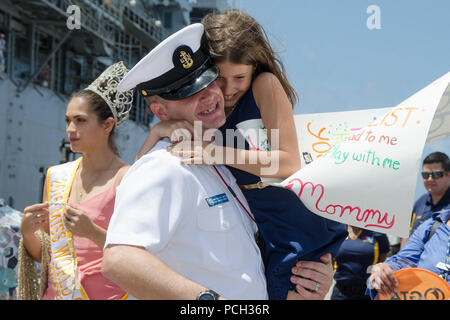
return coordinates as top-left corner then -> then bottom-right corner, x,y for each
0,0 -> 228,210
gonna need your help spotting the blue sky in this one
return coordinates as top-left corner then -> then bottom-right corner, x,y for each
232,0 -> 450,200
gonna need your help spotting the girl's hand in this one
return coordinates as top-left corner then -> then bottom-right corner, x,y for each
136,120 -> 196,161
21,203 -> 49,236
288,253 -> 334,300
154,120 -> 196,143
168,140 -> 225,165
64,205 -> 97,239
64,205 -> 107,248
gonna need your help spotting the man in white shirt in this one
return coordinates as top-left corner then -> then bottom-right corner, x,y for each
102,23 -> 333,300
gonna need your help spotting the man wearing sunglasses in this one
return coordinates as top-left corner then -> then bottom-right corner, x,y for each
400,152 -> 450,247
368,152 -> 450,297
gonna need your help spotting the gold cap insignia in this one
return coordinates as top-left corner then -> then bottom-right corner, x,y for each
141,90 -> 148,96
179,51 -> 194,69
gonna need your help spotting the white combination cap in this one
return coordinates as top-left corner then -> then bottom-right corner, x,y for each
118,23 -> 218,100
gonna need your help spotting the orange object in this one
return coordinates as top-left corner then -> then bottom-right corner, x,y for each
379,268 -> 450,300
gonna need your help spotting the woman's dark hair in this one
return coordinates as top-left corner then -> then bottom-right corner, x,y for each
71,89 -> 119,155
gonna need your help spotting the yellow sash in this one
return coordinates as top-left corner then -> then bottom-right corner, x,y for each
46,157 -> 132,300
46,157 -> 89,300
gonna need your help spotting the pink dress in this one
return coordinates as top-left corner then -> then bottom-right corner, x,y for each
42,179 -> 127,300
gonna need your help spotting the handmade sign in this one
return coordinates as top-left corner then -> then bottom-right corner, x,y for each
236,72 -> 450,237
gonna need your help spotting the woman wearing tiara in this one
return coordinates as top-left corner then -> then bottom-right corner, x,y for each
17,62 -> 134,300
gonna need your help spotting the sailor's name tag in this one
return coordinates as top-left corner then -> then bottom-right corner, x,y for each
205,193 -> 229,207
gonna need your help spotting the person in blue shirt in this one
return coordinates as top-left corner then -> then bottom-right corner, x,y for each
401,152 -> 450,247
369,208 -> 450,298
331,225 -> 389,300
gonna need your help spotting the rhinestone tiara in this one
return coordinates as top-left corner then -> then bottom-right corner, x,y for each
87,61 -> 134,127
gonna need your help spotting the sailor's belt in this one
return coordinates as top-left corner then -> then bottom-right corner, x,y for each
239,181 -> 269,190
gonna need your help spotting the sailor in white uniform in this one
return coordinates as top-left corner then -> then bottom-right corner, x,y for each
102,23 -> 268,300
